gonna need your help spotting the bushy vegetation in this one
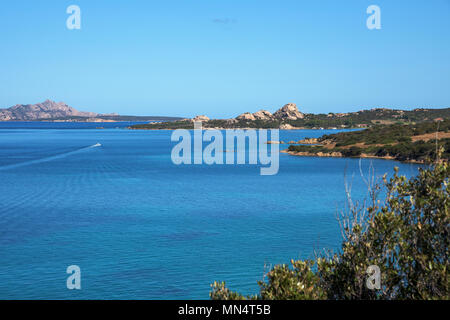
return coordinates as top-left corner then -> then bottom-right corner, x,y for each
285,108 -> 450,129
288,139 -> 450,163
372,139 -> 450,162
320,119 -> 450,146
287,120 -> 450,163
287,145 -> 328,153
129,108 -> 450,130
340,146 -> 363,157
211,161 -> 450,300
130,119 -> 281,130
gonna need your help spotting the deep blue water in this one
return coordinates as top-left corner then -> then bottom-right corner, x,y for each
0,122 -> 422,299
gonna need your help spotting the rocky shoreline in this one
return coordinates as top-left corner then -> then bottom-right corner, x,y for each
280,149 -> 426,164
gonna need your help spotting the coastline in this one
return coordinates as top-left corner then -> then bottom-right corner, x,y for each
280,149 -> 427,164
128,126 -> 310,130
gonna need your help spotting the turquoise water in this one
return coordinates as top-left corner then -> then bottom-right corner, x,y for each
0,123 -> 422,299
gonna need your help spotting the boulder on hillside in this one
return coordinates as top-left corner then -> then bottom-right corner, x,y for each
279,123 -> 296,130
236,112 -> 256,121
252,110 -> 274,120
192,115 -> 210,122
273,103 -> 304,120
236,110 -> 274,121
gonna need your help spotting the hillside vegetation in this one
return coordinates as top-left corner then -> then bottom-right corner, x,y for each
130,107 -> 450,130
287,120 -> 450,163
130,119 -> 282,130
287,108 -> 450,129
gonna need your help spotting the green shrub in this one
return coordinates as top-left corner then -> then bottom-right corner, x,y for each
211,162 -> 450,300
341,146 -> 362,157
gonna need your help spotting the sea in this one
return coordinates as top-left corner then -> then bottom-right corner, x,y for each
0,122 -> 423,299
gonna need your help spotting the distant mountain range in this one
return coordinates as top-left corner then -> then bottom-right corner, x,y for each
0,100 -> 183,122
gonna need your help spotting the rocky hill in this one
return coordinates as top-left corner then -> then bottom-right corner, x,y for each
236,103 -> 304,121
272,103 -> 305,120
0,100 -> 98,121
0,99 -> 183,122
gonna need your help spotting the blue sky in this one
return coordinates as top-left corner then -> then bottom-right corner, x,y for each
0,0 -> 449,117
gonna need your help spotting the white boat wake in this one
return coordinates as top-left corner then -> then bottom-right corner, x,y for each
0,143 -> 102,171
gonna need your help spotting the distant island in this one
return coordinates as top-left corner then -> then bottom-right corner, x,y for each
128,102 -> 450,164
129,103 -> 450,130
0,99 -> 183,122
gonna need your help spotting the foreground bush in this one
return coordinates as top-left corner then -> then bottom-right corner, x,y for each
211,161 -> 449,300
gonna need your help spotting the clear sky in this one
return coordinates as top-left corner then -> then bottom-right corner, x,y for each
0,0 -> 449,118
